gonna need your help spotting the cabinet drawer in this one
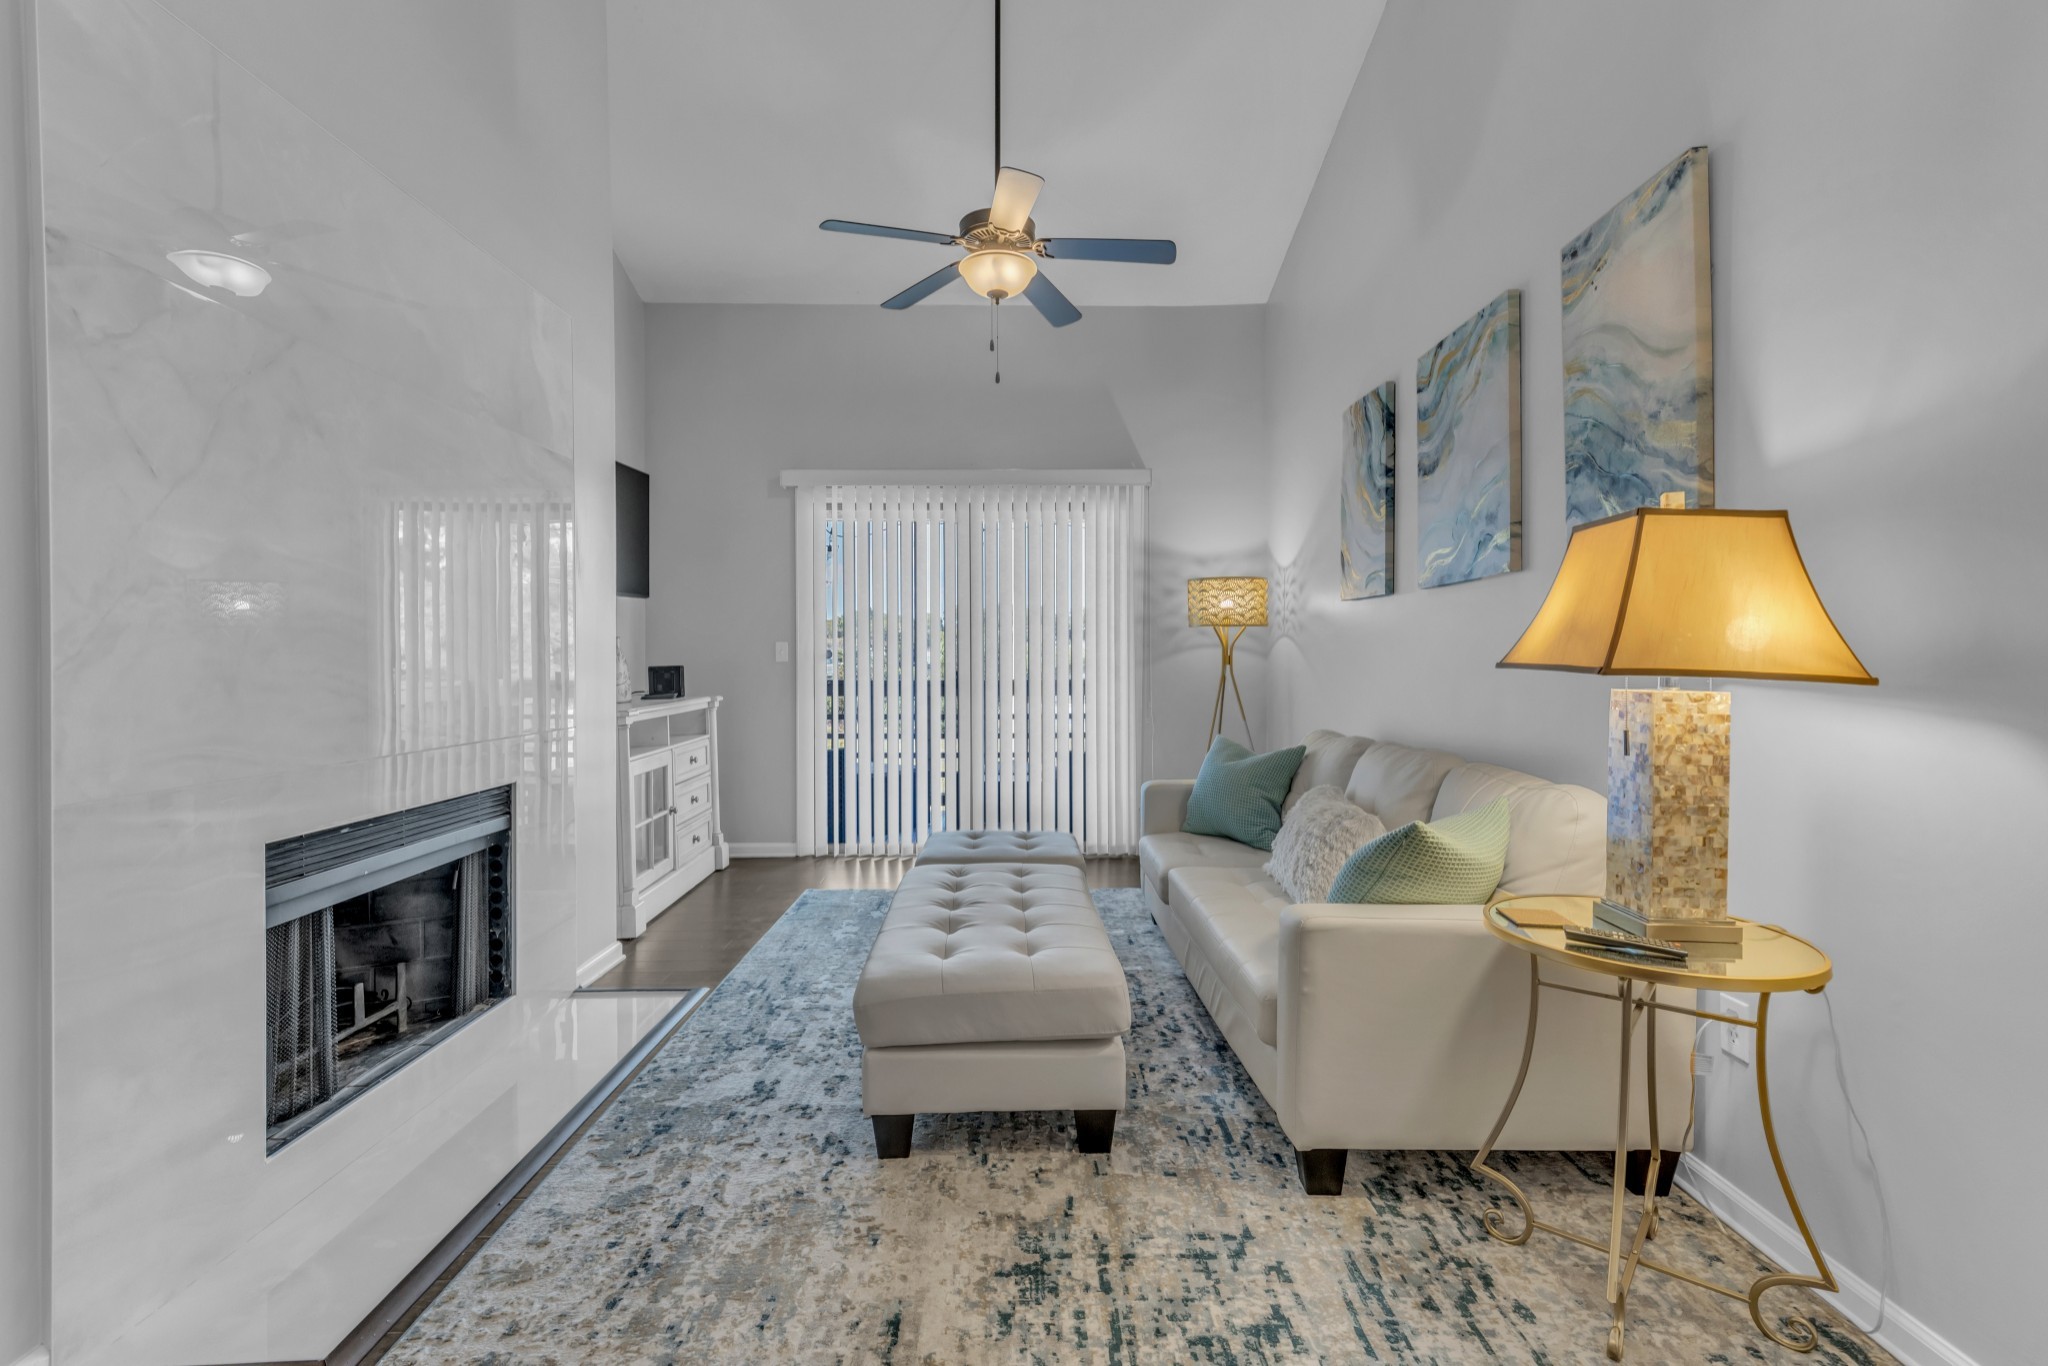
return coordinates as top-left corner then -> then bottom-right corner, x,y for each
673,736 -> 711,777
674,809 -> 715,861
674,771 -> 713,819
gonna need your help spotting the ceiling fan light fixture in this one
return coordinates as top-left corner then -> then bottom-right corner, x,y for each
958,248 -> 1037,301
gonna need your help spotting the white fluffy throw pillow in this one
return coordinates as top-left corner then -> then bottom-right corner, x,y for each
1264,785 -> 1388,904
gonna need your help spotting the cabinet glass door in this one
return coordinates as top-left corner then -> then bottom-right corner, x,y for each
629,751 -> 676,888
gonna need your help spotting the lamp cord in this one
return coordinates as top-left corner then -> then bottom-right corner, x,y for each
1821,990 -> 1894,1338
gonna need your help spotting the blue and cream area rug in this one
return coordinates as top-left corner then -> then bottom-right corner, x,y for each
391,889 -> 1893,1364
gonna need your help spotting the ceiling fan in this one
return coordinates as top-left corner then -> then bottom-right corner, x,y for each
818,0 -> 1176,333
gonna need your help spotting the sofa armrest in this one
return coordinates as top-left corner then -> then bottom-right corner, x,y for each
1140,779 -> 1195,836
1273,903 -> 1694,1152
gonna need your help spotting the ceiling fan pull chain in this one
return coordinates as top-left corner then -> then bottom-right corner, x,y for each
994,298 -> 1002,384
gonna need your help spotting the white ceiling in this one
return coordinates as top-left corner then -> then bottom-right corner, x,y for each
607,1 -> 1384,306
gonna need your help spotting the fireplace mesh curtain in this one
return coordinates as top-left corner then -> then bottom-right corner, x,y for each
453,849 -> 489,1014
795,480 -> 1147,857
266,911 -> 336,1125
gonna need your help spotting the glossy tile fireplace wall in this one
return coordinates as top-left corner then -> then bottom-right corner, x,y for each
31,1 -> 592,1360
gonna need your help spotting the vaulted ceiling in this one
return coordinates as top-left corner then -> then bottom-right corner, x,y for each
608,1 -> 1384,306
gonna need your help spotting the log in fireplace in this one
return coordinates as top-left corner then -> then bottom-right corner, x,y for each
264,786 -> 514,1152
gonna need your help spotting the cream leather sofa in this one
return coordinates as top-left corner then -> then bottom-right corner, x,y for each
1139,730 -> 1693,1194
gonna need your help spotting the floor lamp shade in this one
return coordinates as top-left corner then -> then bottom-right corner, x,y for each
1187,577 -> 1268,628
1188,577 -> 1266,750
1499,509 -> 1873,933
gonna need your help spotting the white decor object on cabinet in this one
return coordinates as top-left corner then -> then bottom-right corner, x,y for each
617,695 -> 728,937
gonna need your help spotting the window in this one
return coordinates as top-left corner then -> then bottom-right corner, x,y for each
793,479 -> 1147,856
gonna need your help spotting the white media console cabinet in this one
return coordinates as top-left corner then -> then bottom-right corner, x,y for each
616,695 -> 728,938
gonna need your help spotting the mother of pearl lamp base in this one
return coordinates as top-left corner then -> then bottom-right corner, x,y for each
1606,688 -> 1733,937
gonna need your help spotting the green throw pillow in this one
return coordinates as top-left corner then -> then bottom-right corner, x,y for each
1325,798 -> 1511,904
1182,737 -> 1307,852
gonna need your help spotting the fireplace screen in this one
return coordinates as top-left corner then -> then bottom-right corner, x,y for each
264,786 -> 514,1151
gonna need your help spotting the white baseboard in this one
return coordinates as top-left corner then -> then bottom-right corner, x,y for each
729,842 -> 798,858
8,1347 -> 50,1366
1676,1155 -> 1976,1366
575,939 -> 626,985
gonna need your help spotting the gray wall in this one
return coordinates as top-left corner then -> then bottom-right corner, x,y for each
615,255 -> 650,685
0,0 -> 44,1356
644,302 -> 1270,849
158,0 -> 624,982
1263,2 -> 2048,1361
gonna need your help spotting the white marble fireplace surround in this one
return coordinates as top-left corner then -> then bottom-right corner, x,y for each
32,2 -> 666,1361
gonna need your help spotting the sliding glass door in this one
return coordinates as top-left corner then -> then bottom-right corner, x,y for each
795,480 -> 1146,856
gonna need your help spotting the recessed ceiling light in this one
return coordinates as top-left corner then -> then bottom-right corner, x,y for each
167,249 -> 272,297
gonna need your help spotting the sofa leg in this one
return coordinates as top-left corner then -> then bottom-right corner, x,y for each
1625,1149 -> 1680,1198
1296,1148 -> 1348,1195
1075,1110 -> 1117,1154
871,1114 -> 913,1159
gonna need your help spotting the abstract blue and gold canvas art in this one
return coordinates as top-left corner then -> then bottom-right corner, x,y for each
1561,146 -> 1714,525
1416,290 -> 1521,588
1340,381 -> 1395,600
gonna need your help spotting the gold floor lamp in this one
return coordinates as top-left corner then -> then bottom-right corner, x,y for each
1188,576 -> 1267,749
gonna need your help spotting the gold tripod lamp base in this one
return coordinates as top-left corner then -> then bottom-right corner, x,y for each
1188,576 -> 1267,750
1206,625 -> 1253,749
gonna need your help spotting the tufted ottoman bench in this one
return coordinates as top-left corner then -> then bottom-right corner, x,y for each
853,862 -> 1131,1158
910,829 -> 1086,871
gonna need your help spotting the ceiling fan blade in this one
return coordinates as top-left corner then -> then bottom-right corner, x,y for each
1039,237 -> 1177,265
882,262 -> 963,310
821,219 -> 960,246
1023,271 -> 1080,328
989,166 -> 1044,232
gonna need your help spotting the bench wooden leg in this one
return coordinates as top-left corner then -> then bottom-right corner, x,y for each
1075,1110 -> 1117,1154
1297,1147 -> 1348,1195
871,1114 -> 913,1159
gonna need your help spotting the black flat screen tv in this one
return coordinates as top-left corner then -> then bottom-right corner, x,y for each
616,462 -> 649,599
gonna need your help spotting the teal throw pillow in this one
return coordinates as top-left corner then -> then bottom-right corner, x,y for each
1326,798 -> 1511,904
1182,737 -> 1307,852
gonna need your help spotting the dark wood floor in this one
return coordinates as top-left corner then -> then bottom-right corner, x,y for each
586,855 -> 1142,992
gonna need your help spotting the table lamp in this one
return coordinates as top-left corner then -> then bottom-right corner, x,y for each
1498,506 -> 1875,941
1188,576 -> 1267,749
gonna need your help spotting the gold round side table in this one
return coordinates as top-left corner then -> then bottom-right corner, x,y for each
1476,895 -> 1835,1361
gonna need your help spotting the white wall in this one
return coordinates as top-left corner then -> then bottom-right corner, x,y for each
1264,2 -> 2048,1362
0,0 -> 45,1356
644,302 -> 1269,848
158,0 -> 624,984
615,254 -> 650,685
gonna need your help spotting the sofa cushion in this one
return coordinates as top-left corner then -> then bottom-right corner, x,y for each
1166,866 -> 1288,1046
1283,730 -> 1375,814
1344,740 -> 1464,828
1327,798 -> 1511,904
1433,762 -> 1606,896
1264,786 -> 1387,904
1182,737 -> 1307,852
853,864 -> 1131,1048
1139,830 -> 1271,904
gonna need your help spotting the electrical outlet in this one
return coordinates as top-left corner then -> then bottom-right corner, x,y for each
1722,994 -> 1754,1066
775,641 -> 790,663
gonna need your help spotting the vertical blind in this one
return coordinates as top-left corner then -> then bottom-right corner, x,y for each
795,480 -> 1147,857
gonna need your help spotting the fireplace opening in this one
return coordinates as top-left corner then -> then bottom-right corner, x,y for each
265,786 -> 514,1152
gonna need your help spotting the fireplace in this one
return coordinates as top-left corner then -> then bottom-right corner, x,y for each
265,786 -> 515,1152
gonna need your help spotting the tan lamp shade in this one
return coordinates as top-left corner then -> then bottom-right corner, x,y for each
1498,509 -> 1875,683
1188,576 -> 1268,628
